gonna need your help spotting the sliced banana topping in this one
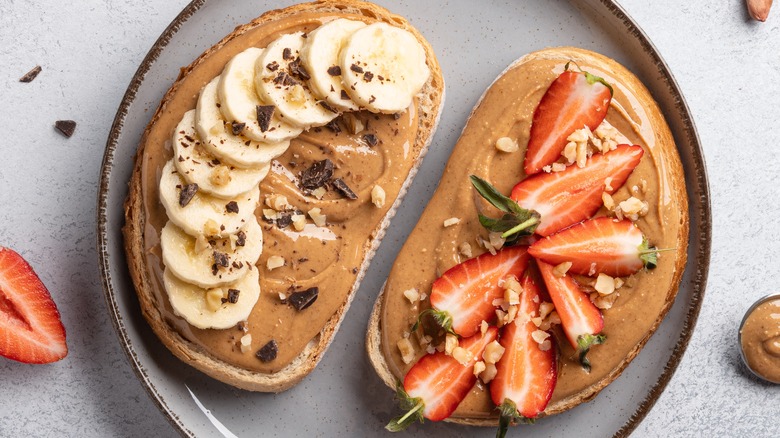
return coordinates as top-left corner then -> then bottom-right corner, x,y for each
159,160 -> 259,237
164,267 -> 260,330
340,23 -> 430,113
218,47 -> 303,143
161,217 -> 262,288
254,32 -> 339,128
195,78 -> 290,168
299,18 -> 366,111
174,109 -> 269,198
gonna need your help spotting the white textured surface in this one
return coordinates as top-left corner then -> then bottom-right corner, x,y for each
0,0 -> 777,436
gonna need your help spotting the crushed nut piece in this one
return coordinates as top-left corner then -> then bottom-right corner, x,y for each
495,137 -> 519,153
605,177 -> 614,191
619,197 -> 645,215
615,277 -> 625,289
539,339 -> 552,351
594,273 -> 616,296
371,185 -> 386,208
602,192 -> 616,211
576,141 -> 588,168
443,217 -> 460,227
488,232 -> 506,251
473,360 -> 487,377
542,165 -> 552,173
591,291 -> 619,310
552,261 -> 572,277
445,334 -> 458,355
452,347 -> 472,365
195,234 -> 210,253
203,219 -> 220,237
397,338 -> 416,364
240,334 -> 252,353
403,288 -> 419,303
266,194 -> 291,211
563,141 -> 578,164
539,302 -> 555,319
480,320 -> 489,336
210,166 -> 232,186
551,162 -> 567,172
480,363 -> 498,383
483,340 -> 505,364
567,126 -> 590,143
263,209 -> 279,220
291,214 -> 306,231
342,113 -> 364,134
206,288 -> 224,311
311,187 -> 327,200
531,330 -> 551,345
308,207 -> 327,227
459,242 -> 473,258
266,255 -> 285,271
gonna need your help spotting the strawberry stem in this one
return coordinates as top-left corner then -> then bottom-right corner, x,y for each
577,333 -> 606,372
500,217 -> 540,239
495,399 -> 534,438
411,308 -> 454,335
386,383 -> 425,432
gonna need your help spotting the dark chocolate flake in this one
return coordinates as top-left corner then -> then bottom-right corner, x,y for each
226,289 -> 240,304
275,212 -> 292,229
236,230 -> 246,247
225,201 -> 239,214
286,287 -> 319,311
231,121 -> 246,135
273,71 -> 298,87
54,120 -> 77,138
327,65 -> 342,76
299,159 -> 334,190
340,90 -> 350,100
332,178 -> 357,200
319,101 -> 338,113
282,47 -> 293,60
213,251 -> 230,268
257,340 -> 278,362
256,105 -> 275,132
350,64 -> 364,73
363,71 -> 374,82
363,133 -> 378,147
178,183 -> 198,207
266,61 -> 279,72
19,65 -> 42,83
325,119 -> 341,133
289,58 -> 311,81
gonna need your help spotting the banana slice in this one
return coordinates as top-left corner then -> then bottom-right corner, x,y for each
164,267 -> 260,330
161,217 -> 262,288
218,47 -> 303,143
340,23 -> 430,113
174,109 -> 270,198
195,78 -> 289,168
159,160 -> 259,237
299,19 -> 366,111
254,32 -> 339,128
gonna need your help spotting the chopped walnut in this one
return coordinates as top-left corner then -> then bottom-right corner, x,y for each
371,185 -> 386,208
397,338 -> 415,364
605,177 -> 614,191
451,347 -> 472,365
203,219 -> 221,237
563,141 -> 578,164
239,334 -> 252,353
567,127 -> 590,143
602,192 -> 616,211
591,291 -> 619,310
539,302 -> 555,319
594,273 -> 616,296
551,162 -> 567,172
459,242 -> 473,258
289,84 -> 306,104
539,340 -> 552,351
473,360 -> 486,377
480,320 -> 489,336
266,194 -> 291,211
619,197 -> 645,216
531,330 -> 551,345
206,288 -> 224,311
615,277 -> 625,289
308,207 -> 327,227
443,217 -> 460,227
210,165 -> 232,186
542,165 -> 552,173
480,363 -> 498,383
576,141 -> 588,168
342,113 -> 364,134
483,340 -> 505,364
263,209 -> 279,221
552,261 -> 572,277
291,214 -> 306,231
403,288 -> 419,304
266,255 -> 285,271
311,187 -> 327,200
495,137 -> 519,153
445,334 -> 458,355
488,232 -> 506,251
195,234 -> 210,253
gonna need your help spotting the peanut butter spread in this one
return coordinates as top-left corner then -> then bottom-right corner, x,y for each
379,57 -> 686,417
140,12 -> 424,373
740,297 -> 780,383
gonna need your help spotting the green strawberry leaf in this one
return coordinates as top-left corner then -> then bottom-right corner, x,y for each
470,175 -> 540,242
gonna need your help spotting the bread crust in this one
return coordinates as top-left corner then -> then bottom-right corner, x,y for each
365,46 -> 689,424
123,0 -> 444,392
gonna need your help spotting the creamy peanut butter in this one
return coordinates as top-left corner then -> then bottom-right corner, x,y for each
379,56 -> 686,417
740,297 -> 780,383
140,12 -> 424,373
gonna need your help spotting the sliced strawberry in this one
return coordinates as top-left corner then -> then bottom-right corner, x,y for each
428,246 -> 529,337
386,327 -> 499,430
0,247 -> 67,364
512,144 -> 644,236
491,275 -> 557,437
537,260 -> 603,371
524,68 -> 613,175
530,217 -> 658,277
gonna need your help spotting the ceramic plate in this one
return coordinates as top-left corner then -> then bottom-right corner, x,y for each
97,0 -> 711,436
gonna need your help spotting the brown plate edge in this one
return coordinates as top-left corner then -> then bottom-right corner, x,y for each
94,1 -> 712,437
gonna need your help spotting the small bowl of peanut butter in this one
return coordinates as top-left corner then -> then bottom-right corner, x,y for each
739,293 -> 780,384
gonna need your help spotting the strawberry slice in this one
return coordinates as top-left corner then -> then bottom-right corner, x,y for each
524,67 -> 613,175
386,327 -> 499,430
512,144 -> 644,236
427,246 -> 529,337
0,247 -> 67,364
530,217 -> 658,277
537,260 -> 603,371
491,275 -> 557,437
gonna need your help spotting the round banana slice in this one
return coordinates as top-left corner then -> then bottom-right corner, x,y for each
164,267 -> 260,330
195,78 -> 290,168
299,18 -> 366,111
340,23 -> 430,113
161,217 -> 262,288
174,109 -> 270,198
218,47 -> 303,143
254,32 -> 339,128
159,160 -> 259,237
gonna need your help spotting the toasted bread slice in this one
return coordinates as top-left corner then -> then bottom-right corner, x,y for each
123,0 -> 444,392
366,47 -> 688,423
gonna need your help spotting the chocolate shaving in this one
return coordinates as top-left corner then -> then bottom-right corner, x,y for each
224,289 -> 240,304
178,183 -> 198,207
257,340 -> 278,362
54,120 -> 77,138
327,65 -> 342,76
19,65 -> 42,83
393,112 -> 401,120
362,134 -> 378,147
230,121 -> 246,136
273,71 -> 298,87
275,212 -> 292,229
236,230 -> 246,247
225,201 -> 239,214
282,47 -> 293,60
299,159 -> 334,190
350,64 -> 364,73
363,71 -> 374,82
213,251 -> 229,268
286,287 -> 319,311
340,90 -> 350,100
256,105 -> 275,132
332,178 -> 358,200
369,95 -> 376,104
325,119 -> 341,133
289,58 -> 311,81
319,101 -> 338,113
266,61 -> 279,72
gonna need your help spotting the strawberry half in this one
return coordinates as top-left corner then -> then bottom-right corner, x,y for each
530,217 -> 658,277
512,144 -> 644,236
491,275 -> 557,437
427,246 -> 529,337
537,260 -> 603,371
386,327 -> 499,430
0,247 -> 67,364
524,67 -> 613,175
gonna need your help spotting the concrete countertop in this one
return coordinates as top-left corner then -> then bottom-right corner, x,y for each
0,0 -> 777,436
